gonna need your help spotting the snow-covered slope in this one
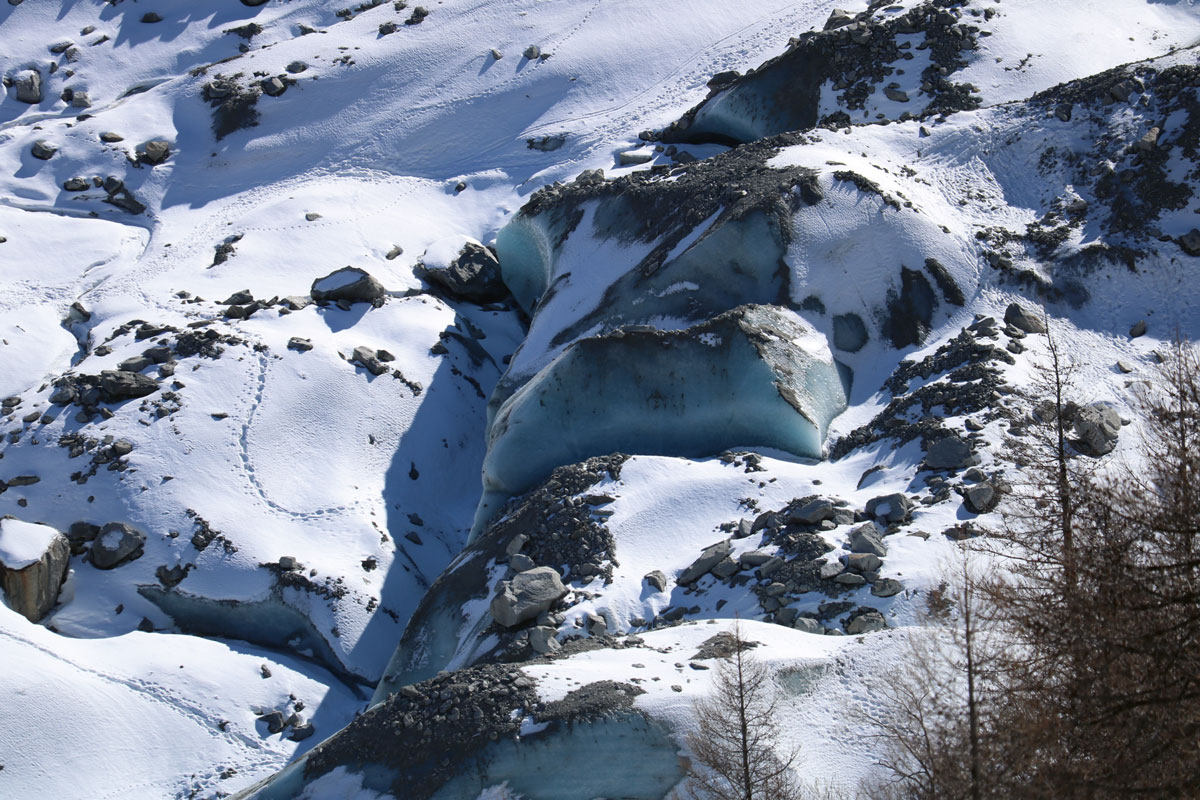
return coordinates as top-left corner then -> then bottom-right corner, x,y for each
1,1 -> 1199,798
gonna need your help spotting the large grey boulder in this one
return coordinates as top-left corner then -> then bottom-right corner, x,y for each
14,70 -> 42,104
490,566 -> 567,628
848,522 -> 887,557
99,370 -> 158,402
789,498 -> 834,525
1074,403 -> 1121,456
963,481 -> 1000,514
924,433 -> 977,470
846,609 -> 887,634
0,519 -> 70,622
310,267 -> 386,304
1004,303 -> 1046,334
89,522 -> 146,569
677,540 -> 732,584
417,241 -> 508,304
865,493 -> 911,524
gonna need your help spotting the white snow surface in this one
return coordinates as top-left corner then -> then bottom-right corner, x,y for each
0,0 -> 1198,797
0,518 -> 61,569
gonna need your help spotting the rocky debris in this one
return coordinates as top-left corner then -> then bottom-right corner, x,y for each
865,493 -> 912,524
310,267 -> 386,305
30,140 -> 56,160
1004,302 -> 1046,334
490,566 -> 568,627
14,70 -> 42,104
692,631 -> 760,660
848,522 -> 887,558
416,242 -> 507,304
662,1 -> 981,145
1073,403 -> 1121,456
924,432 -> 977,470
0,519 -> 70,622
89,522 -> 146,570
137,140 -> 171,166
677,540 -> 732,584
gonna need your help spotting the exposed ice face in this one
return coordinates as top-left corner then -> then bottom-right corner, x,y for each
475,305 -> 848,532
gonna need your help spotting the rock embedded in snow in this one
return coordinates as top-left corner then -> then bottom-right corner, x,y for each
1004,302 -> 1046,334
871,578 -> 904,598
14,70 -> 42,103
489,566 -> 566,628
963,481 -> 999,514
1073,403 -> 1121,456
416,240 -> 507,304
523,45 -> 540,60
846,608 -> 887,634
616,149 -> 654,166
310,267 -> 386,305
865,493 -> 911,524
848,523 -> 887,558
1129,320 -> 1147,338
0,518 -> 70,622
30,140 -> 56,160
923,433 -> 977,470
89,522 -> 146,570
676,540 -> 731,584
643,570 -> 667,592
137,140 -> 172,166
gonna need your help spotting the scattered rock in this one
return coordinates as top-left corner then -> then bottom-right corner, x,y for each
287,337 -> 313,352
89,522 -> 146,570
617,150 -> 654,166
523,45 -> 541,60
871,578 -> 903,598
846,608 -> 887,634
963,481 -> 999,514
63,177 -> 89,191
789,498 -> 834,525
1129,320 -> 1147,338
351,346 -> 389,376
261,77 -> 286,97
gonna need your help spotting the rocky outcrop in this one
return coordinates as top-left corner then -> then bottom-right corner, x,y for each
0,518 -> 70,622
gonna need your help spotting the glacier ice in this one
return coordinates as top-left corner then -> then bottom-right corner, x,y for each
475,305 -> 849,531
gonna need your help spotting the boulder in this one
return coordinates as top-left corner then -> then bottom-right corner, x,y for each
792,616 -> 823,634
489,567 -> 566,628
417,241 -> 508,304
845,553 -> 882,574
848,522 -> 887,557
98,370 -> 158,402
523,45 -> 541,60
1179,230 -> 1200,257
678,540 -> 732,584
824,9 -> 855,29
138,140 -> 171,165
0,519 -> 70,622
1004,303 -> 1046,334
963,481 -> 999,514
351,346 -> 389,376
865,493 -> 911,524
14,70 -> 42,104
310,267 -> 386,304
1074,403 -> 1121,456
89,522 -> 146,569
789,498 -> 834,525
644,570 -> 667,592
924,433 -> 977,470
529,625 -> 560,654
31,140 -> 56,160
508,553 -> 535,572
846,609 -> 887,634
871,578 -> 904,598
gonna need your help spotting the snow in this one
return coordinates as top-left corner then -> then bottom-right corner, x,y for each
0,518 -> 60,570
1,0 -> 1199,796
